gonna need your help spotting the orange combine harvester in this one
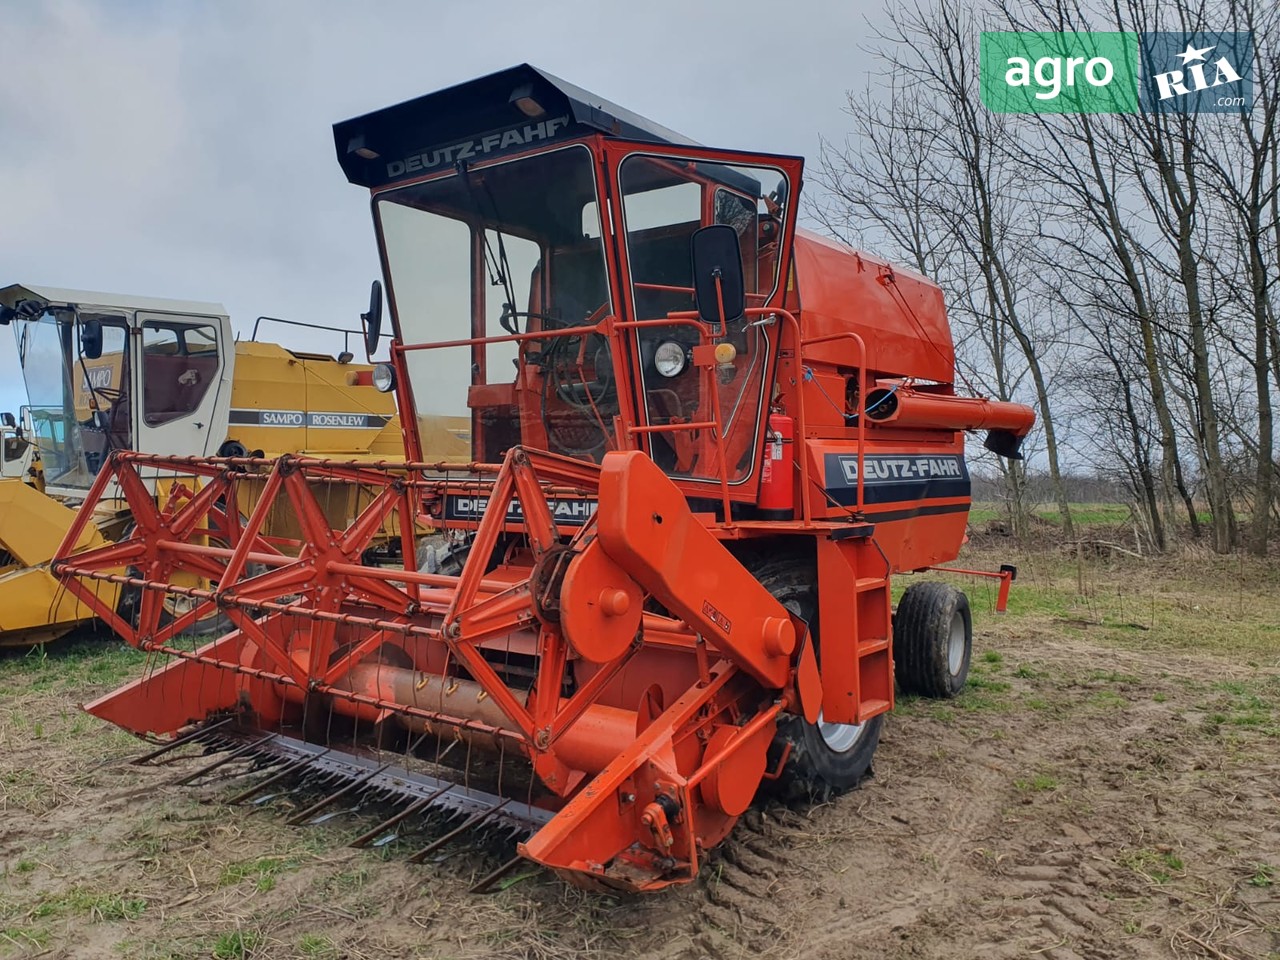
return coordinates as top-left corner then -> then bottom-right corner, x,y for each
53,65 -> 1034,892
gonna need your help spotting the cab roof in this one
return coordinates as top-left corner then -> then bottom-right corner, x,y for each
334,63 -> 699,190
0,284 -> 227,320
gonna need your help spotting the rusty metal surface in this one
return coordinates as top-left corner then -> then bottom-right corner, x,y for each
215,727 -> 552,835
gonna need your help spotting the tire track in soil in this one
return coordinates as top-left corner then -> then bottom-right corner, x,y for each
971,843 -> 1126,960
634,744 -> 1010,960
698,829 -> 793,959
797,754 -> 1008,953
963,708 -> 1202,960
628,811 -> 804,960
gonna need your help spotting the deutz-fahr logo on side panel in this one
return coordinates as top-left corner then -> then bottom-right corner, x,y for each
832,455 -> 965,484
442,495 -> 597,525
824,453 -> 970,507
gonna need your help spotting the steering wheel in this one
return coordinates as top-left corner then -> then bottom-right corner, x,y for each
540,307 -> 620,458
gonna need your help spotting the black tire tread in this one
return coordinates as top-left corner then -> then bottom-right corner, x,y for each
751,555 -> 883,802
893,581 -> 971,699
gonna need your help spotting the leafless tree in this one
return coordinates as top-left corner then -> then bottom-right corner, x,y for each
813,0 -> 1278,553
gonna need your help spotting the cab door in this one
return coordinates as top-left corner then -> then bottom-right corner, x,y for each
600,140 -> 804,500
134,313 -> 229,457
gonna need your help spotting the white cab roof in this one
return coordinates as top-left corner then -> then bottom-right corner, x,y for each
0,283 -> 228,319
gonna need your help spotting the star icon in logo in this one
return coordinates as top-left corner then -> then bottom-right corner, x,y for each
1175,42 -> 1215,64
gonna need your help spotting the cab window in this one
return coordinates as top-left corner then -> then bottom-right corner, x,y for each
141,323 -> 219,425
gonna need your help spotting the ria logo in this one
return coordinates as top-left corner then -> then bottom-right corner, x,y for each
980,31 -> 1255,114
1153,42 -> 1242,99
1141,33 -> 1253,112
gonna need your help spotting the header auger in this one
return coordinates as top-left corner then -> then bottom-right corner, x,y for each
53,64 -> 1035,892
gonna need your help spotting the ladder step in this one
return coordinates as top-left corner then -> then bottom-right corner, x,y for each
855,577 -> 888,593
859,698 -> 892,719
858,637 -> 890,655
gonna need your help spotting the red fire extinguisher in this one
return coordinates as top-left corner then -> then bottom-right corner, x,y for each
758,413 -> 794,519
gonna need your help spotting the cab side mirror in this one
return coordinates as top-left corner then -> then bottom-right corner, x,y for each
690,225 -> 746,330
1,412 -> 14,429
81,319 -> 104,360
362,279 -> 383,358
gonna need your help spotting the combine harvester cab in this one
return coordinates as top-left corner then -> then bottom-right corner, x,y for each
0,408 -> 36,483
53,66 -> 1035,892
0,286 -> 399,646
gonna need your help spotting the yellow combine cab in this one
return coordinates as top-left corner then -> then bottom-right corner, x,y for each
0,284 -> 418,647
0,409 -> 37,485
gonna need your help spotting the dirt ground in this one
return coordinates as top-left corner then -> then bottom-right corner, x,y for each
1,546 -> 1278,960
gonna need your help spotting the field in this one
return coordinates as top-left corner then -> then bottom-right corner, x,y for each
1,538 -> 1278,960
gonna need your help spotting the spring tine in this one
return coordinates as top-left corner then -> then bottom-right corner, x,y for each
249,786 -> 302,807
408,798 -> 512,864
131,717 -> 235,765
307,806 -> 361,826
285,762 -> 391,826
170,733 -> 276,786
349,783 -> 456,849
226,753 -> 321,804
469,855 -> 526,894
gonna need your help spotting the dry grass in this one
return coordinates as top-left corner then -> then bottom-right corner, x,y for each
0,532 -> 1277,959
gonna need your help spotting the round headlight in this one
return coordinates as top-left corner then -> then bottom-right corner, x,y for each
654,341 -> 687,378
371,362 -> 396,393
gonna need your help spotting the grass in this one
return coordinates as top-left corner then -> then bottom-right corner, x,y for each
219,856 -> 301,894
0,887 -> 147,950
26,889 -> 147,923
1248,864 -> 1274,888
323,866 -> 369,895
967,501 -> 1137,528
1119,848 -> 1186,885
0,926 -> 50,949
1190,677 -> 1280,738
298,933 -> 337,958
0,506 -> 1275,959
0,636 -> 149,694
1014,772 -> 1060,792
212,930 -> 261,959
928,538 -> 1280,660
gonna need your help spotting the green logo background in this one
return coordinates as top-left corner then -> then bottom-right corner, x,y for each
980,32 -> 1139,114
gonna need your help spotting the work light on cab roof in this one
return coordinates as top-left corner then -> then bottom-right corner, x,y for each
54,64 -> 1035,893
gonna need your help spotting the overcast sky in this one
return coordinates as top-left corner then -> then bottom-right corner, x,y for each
0,0 -> 884,416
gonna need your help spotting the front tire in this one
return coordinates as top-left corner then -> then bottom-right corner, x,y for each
893,581 -> 972,699
755,558 -> 884,801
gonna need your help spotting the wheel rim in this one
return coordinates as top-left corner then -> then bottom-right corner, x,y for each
817,711 -> 865,753
163,595 -> 202,618
947,610 -> 966,676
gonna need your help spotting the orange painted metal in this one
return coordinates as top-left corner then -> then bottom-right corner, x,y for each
792,231 -> 954,383
57,448 -> 797,890
323,663 -> 637,775
867,385 -> 1036,436
595,451 -> 792,689
924,565 -> 1016,613
55,115 -> 1038,893
559,544 -> 644,664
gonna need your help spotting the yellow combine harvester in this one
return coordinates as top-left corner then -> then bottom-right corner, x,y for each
0,283 -> 459,647
0,409 -> 37,484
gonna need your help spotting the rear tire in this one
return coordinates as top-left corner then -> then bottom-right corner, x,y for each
754,558 -> 883,801
893,581 -> 971,699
